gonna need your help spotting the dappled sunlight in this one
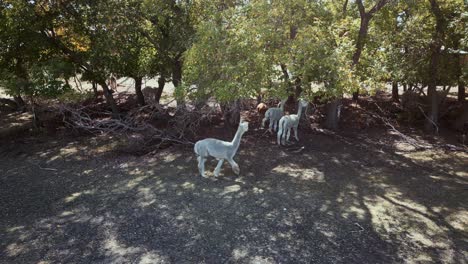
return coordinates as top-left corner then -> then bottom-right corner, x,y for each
64,189 -> 96,203
5,242 -> 27,257
220,184 -> 241,195
1,132 -> 466,263
444,210 -> 468,233
272,164 -> 325,182
364,194 -> 458,263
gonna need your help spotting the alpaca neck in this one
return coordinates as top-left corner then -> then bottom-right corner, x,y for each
280,101 -> 285,111
231,125 -> 245,152
296,103 -> 303,119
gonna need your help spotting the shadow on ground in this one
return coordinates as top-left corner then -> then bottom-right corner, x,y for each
0,131 -> 467,263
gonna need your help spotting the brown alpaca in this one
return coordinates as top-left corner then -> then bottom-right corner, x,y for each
256,103 -> 268,116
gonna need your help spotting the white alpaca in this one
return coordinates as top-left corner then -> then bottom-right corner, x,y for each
194,121 -> 249,177
277,100 -> 308,145
261,99 -> 286,132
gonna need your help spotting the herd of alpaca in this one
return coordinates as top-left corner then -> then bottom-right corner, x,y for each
194,99 -> 308,177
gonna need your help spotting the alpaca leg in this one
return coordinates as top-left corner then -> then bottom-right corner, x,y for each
261,117 -> 267,129
294,127 -> 299,141
198,156 -> 207,177
281,128 -> 288,145
214,159 -> 224,177
227,158 -> 240,175
286,128 -> 291,142
277,128 -> 282,145
268,118 -> 273,132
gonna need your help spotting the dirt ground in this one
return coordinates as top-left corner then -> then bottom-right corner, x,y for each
1,117 -> 467,264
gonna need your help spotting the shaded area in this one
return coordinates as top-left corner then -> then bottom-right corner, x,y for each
0,131 -> 467,263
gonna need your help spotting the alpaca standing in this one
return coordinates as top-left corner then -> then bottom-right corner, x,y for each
256,102 -> 268,116
261,99 -> 286,132
277,100 -> 308,145
194,121 -> 249,177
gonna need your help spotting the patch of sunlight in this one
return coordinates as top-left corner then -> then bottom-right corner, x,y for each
445,210 -> 468,232
64,190 -> 95,203
319,203 -> 329,212
139,251 -> 168,264
234,177 -> 247,184
181,181 -> 195,190
94,142 -> 118,154
104,233 -> 140,257
60,211 -> 74,217
272,165 -> 325,182
412,254 -> 434,263
335,185 -> 366,220
315,223 -> 336,239
342,206 -> 366,220
451,170 -> 468,178
138,187 -> 156,207
128,168 -> 145,176
248,256 -> 275,264
7,226 -> 24,232
220,184 -> 241,195
232,247 -> 249,260
39,151 -> 52,158
60,146 -> 79,155
126,175 -> 148,188
364,195 -> 455,263
6,243 -> 26,257
277,230 -> 295,239
397,150 -> 436,161
393,142 -> 416,152
150,153 -> 181,163
388,194 -> 430,215
253,187 -> 264,194
82,169 -> 93,175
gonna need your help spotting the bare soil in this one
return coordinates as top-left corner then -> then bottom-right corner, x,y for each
1,107 -> 467,263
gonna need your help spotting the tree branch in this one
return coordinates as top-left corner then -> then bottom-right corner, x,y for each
356,0 -> 366,18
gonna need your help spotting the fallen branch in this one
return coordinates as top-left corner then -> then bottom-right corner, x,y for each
369,102 -> 432,150
28,161 -> 58,171
418,105 -> 439,134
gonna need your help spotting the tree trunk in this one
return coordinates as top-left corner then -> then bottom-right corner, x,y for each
458,81 -> 465,103
173,57 -> 185,109
325,98 -> 341,130
92,81 -> 98,97
392,81 -> 399,102
425,0 -> 444,133
155,75 -> 165,104
222,100 -> 240,128
294,77 -> 302,99
134,77 -> 145,106
13,95 -> 25,110
351,15 -> 371,101
454,102 -> 468,130
280,63 -> 293,96
98,81 -> 120,118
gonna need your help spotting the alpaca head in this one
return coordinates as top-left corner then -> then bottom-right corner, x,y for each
278,98 -> 287,108
299,99 -> 308,108
239,121 -> 249,132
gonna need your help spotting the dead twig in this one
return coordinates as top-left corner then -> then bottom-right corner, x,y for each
351,222 -> 365,233
28,161 -> 58,171
418,105 -> 439,134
